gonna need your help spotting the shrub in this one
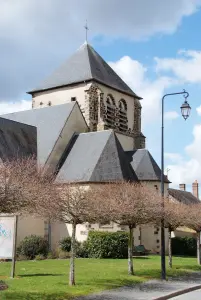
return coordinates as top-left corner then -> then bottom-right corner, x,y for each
16,254 -> 29,261
17,235 -> 49,259
59,237 -> 72,252
85,231 -> 128,258
59,237 -> 81,254
47,251 -> 56,259
76,241 -> 88,258
172,237 -> 196,257
35,254 -> 46,260
56,248 -> 71,259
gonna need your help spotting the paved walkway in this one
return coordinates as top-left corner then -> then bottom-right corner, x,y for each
171,289 -> 201,299
76,273 -> 201,300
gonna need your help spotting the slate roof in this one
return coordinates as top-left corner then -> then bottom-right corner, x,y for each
126,149 -> 170,183
2,103 -> 76,165
0,117 -> 36,161
168,188 -> 200,205
56,130 -> 138,183
28,43 -> 141,99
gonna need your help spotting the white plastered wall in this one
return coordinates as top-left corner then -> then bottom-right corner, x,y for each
15,182 -> 169,253
16,216 -> 45,246
140,181 -> 169,253
44,103 -> 88,172
115,133 -> 134,151
32,82 -> 90,111
32,81 -> 139,140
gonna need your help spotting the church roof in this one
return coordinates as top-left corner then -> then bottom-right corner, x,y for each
168,188 -> 200,205
126,149 -> 170,183
0,117 -> 36,161
28,43 -> 141,99
56,130 -> 138,183
2,103 -> 79,165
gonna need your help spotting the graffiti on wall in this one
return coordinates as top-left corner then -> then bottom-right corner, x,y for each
0,217 -> 14,259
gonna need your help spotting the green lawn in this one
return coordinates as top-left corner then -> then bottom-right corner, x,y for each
0,256 -> 201,300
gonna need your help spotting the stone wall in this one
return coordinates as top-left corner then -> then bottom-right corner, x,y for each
32,80 -> 146,150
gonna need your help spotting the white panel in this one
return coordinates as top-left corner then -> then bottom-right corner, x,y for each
0,216 -> 15,259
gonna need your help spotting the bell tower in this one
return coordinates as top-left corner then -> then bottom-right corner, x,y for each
28,43 -> 145,149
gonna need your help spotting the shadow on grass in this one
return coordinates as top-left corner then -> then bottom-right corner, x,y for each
132,256 -> 150,259
173,264 -> 201,271
19,273 -> 63,278
0,291 -> 72,300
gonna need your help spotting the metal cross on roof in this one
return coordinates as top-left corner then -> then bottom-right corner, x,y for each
84,20 -> 89,42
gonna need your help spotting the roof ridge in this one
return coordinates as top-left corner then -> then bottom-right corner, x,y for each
85,43 -> 93,79
89,130 -> 113,180
147,151 -> 161,176
113,133 -> 138,181
134,149 -> 147,173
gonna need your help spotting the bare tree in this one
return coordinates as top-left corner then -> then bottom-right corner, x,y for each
163,199 -> 188,268
95,182 -> 162,275
0,157 -> 56,215
184,204 -> 201,265
50,184 -> 98,286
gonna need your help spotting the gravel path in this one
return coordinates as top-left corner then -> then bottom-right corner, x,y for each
76,273 -> 201,300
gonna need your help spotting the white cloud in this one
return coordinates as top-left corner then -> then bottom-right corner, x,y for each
0,100 -> 31,115
164,111 -> 179,120
196,105 -> 201,116
165,152 -> 183,163
155,50 -> 201,83
166,124 -> 201,186
109,51 -> 201,188
109,56 -> 177,126
0,0 -> 201,100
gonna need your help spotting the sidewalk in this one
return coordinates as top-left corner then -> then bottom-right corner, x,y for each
76,272 -> 201,300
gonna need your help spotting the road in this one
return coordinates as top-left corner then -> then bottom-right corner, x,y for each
172,289 -> 201,299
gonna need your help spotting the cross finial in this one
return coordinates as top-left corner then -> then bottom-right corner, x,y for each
84,20 -> 89,42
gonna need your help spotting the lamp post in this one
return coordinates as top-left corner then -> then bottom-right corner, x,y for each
161,89 -> 191,280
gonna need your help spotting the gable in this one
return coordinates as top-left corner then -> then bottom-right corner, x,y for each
2,102 -> 88,167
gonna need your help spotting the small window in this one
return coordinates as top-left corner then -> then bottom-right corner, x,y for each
48,101 -> 51,106
71,97 -> 76,102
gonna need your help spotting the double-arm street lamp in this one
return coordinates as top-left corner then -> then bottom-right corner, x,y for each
160,90 -> 191,280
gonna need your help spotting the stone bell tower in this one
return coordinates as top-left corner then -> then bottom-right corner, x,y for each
28,42 -> 145,150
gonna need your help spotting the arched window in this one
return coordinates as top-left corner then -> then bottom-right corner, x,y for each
118,99 -> 128,132
105,94 -> 116,128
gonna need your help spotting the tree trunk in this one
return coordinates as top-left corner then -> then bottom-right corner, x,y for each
69,222 -> 76,286
197,231 -> 201,265
128,225 -> 134,275
168,226 -> 172,268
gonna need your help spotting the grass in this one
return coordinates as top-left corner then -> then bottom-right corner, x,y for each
0,256 -> 201,300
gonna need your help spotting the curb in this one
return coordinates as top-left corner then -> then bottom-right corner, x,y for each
154,284 -> 201,300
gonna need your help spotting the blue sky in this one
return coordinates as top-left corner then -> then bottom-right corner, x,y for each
1,0 -> 201,191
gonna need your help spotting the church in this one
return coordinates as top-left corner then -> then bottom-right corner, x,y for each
0,42 -> 196,253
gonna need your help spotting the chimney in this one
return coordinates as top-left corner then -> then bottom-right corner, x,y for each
179,184 -> 186,191
192,180 -> 199,199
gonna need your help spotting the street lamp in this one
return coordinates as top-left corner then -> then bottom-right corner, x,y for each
161,89 -> 191,281
180,93 -> 191,120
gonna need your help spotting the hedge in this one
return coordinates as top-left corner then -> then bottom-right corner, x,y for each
172,237 -> 196,257
85,231 -> 128,258
17,235 -> 49,259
